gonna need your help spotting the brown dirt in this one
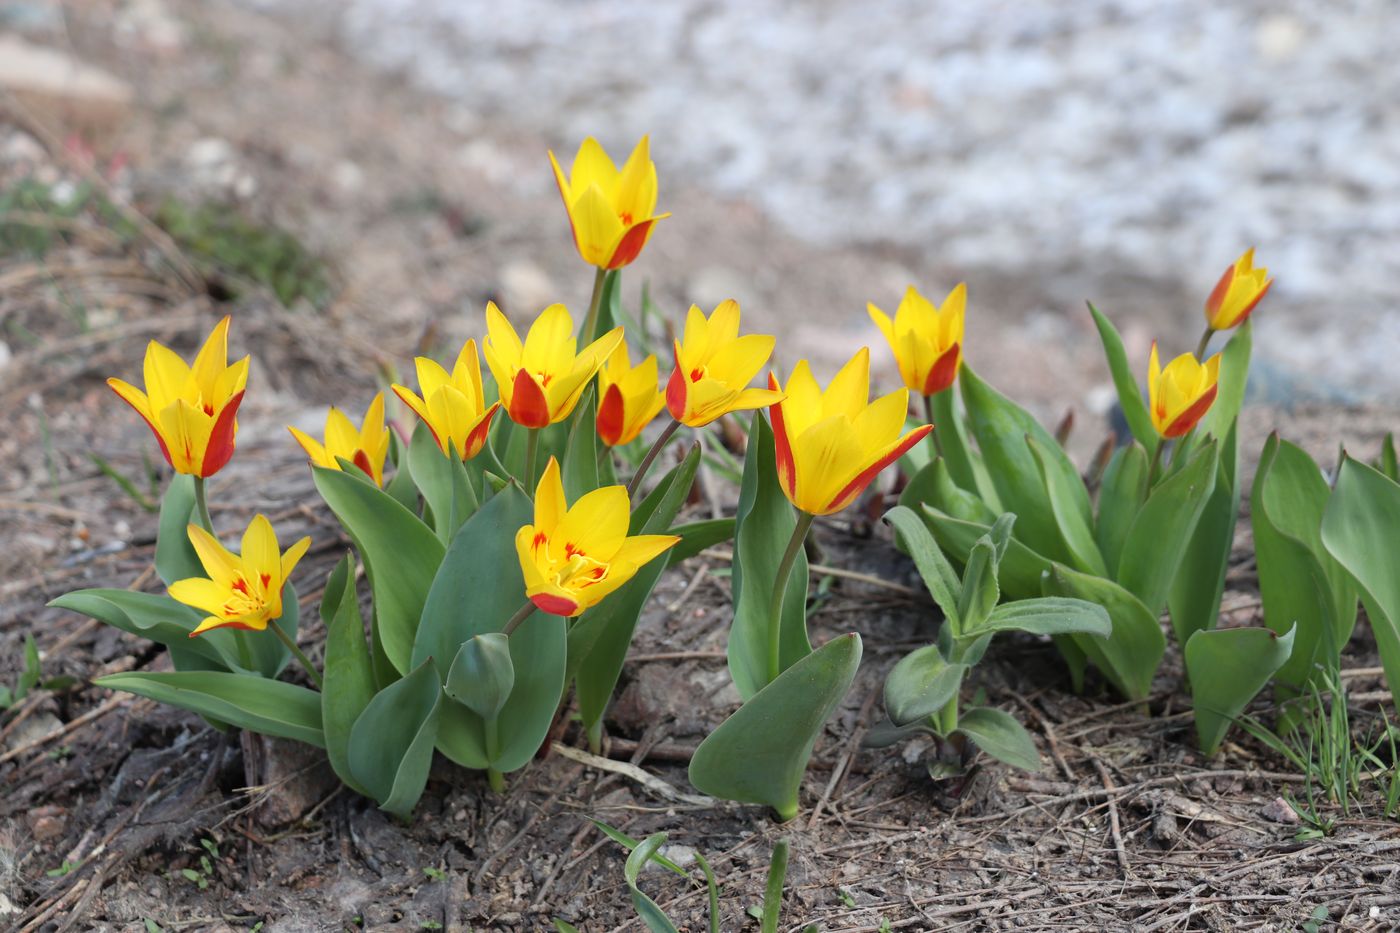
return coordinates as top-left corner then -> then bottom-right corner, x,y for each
1,2 -> 1397,931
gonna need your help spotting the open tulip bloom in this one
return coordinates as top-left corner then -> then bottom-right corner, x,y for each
596,341 -> 666,447
549,135 -> 669,272
1148,342 -> 1220,439
289,392 -> 391,485
484,302 -> 623,430
1205,248 -> 1272,332
393,339 -> 501,460
108,315 -> 249,478
666,300 -> 785,428
867,283 -> 966,397
169,514 -> 310,637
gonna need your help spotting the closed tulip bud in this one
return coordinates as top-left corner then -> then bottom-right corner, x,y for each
288,392 -> 391,486
392,339 -> 502,460
484,302 -> 623,429
549,136 -> 670,270
1148,342 -> 1220,439
867,283 -> 966,396
666,299 -> 785,427
169,514 -> 310,637
1204,248 -> 1272,331
107,316 -> 248,478
596,342 -> 666,447
770,348 -> 932,516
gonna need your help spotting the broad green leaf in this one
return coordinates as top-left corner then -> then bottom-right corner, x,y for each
956,706 -> 1040,771
727,414 -> 810,700
1380,432 -> 1398,482
920,506 -> 1053,600
156,475 -> 201,586
562,387 -> 602,501
862,716 -> 938,748
629,442 -> 701,535
691,633 -> 862,821
973,598 -> 1111,639
411,484 -> 565,772
320,556 -> 375,797
382,432 -> 421,513
1027,436 -> 1107,577
314,465 -> 445,674
1041,564 -> 1165,701
957,536 -> 999,631
665,518 -> 735,567
50,589 -> 228,669
1185,624 -> 1296,756
1116,440 -> 1218,617
94,671 -> 324,746
406,422 -> 478,544
1167,424 -> 1239,645
883,644 -> 966,727
900,459 -> 998,535
348,658 -> 442,819
1095,442 -> 1149,578
959,366 -> 1083,564
1321,458 -> 1400,701
1088,303 -> 1156,453
883,506 -> 961,627
445,633 -> 514,721
1200,320 -> 1251,441
623,833 -> 682,933
928,387 -> 1002,509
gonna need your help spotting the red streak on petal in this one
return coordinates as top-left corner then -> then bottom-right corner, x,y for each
533,532 -> 548,549
189,618 -> 259,638
1227,278 -> 1272,329
531,592 -> 580,617
1205,263 -> 1235,317
552,164 -> 583,256
231,578 -> 250,596
824,424 -> 934,514
200,390 -> 245,477
606,218 -> 656,270
921,343 -> 961,396
352,449 -> 376,481
1163,384 -> 1218,438
767,373 -> 797,503
510,369 -> 551,428
597,383 -> 626,447
260,572 -> 272,589
462,402 -> 501,459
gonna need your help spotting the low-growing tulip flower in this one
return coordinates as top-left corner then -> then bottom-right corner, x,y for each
770,348 -> 932,516
393,340 -> 501,460
549,135 -> 669,270
1148,343 -> 1220,439
867,283 -> 966,396
484,302 -> 623,429
596,342 -> 666,447
169,514 -> 310,637
515,458 -> 678,617
1205,248 -> 1272,331
107,315 -> 248,477
288,392 -> 391,485
666,300 -> 785,427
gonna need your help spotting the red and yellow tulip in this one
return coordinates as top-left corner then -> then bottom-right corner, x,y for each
596,342 -> 666,447
107,315 -> 248,477
288,392 -> 391,486
770,348 -> 932,516
484,302 -> 623,429
1204,248 -> 1272,331
867,283 -> 966,396
393,340 -> 501,460
515,458 -> 678,617
549,136 -> 670,270
1148,343 -> 1220,439
169,515 -> 310,637
666,300 -> 785,427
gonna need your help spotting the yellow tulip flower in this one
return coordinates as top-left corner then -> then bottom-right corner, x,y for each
107,315 -> 249,477
596,342 -> 666,447
392,340 -> 502,460
1204,248 -> 1272,331
867,283 -> 966,396
483,302 -> 623,429
288,392 -> 392,486
169,514 -> 310,637
1148,343 -> 1220,439
549,135 -> 670,270
514,458 -> 678,617
665,300 -> 785,427
770,348 -> 932,516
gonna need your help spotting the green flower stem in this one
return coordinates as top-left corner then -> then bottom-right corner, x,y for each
1195,325 -> 1215,361
626,418 -> 681,501
580,266 -> 609,345
502,600 -> 535,636
485,717 -> 505,793
760,838 -> 790,933
269,623 -> 324,690
767,510 -> 815,684
524,427 -> 540,490
1147,436 -> 1168,487
192,476 -> 216,535
923,392 -> 945,458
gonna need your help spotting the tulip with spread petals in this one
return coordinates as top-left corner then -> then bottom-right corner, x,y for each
596,342 -> 666,447
393,340 -> 501,460
108,315 -> 248,477
549,136 -> 669,271
867,283 -> 966,396
770,348 -> 933,516
515,458 -> 678,617
1205,249 -> 1272,332
1148,343 -> 1220,439
289,392 -> 391,485
666,300 -> 785,428
484,302 -> 623,430
169,514 -> 310,637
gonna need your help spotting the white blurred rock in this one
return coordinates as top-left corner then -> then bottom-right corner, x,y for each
0,36 -> 132,144
498,259 -> 556,315
186,137 -> 257,200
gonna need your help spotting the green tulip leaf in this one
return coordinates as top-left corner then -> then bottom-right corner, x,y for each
1116,440 -> 1218,617
50,589 -> 228,668
623,833 -> 682,933
1185,623 -> 1296,756
972,597 -> 1111,639
1379,432 -> 1398,482
1041,563 -> 1164,701
957,535 -> 1000,631
1095,442 -> 1149,578
348,657 -> 442,819
920,506 -> 1053,600
1200,320 -> 1251,441
928,387 -> 1002,509
445,633 -> 515,721
382,432 -> 421,513
862,716 -> 939,748
94,671 -> 324,746
1167,424 -> 1240,646
903,458 -> 999,527
691,633 -> 861,821
563,387 -> 602,502
155,474 -> 202,586
321,555 -> 377,797
956,706 -> 1040,772
884,644 -> 967,727
1088,302 -> 1157,453
883,505 -> 961,627
665,518 -> 735,567
406,422 -> 479,544
1027,435 -> 1108,577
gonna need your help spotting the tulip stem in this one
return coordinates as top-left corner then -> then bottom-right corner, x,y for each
485,717 -> 505,792
1147,437 -> 1167,487
192,476 -> 216,535
627,418 -> 682,500
1195,326 -> 1215,360
922,393 -> 944,458
270,624 -> 324,690
581,267 -> 609,345
767,510 -> 815,685
502,600 -> 535,636
524,428 -> 540,489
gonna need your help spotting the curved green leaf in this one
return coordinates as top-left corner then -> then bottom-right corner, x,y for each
445,633 -> 514,721
665,518 -> 735,567
94,671 -> 324,746
1167,424 -> 1239,646
563,387 -> 602,501
1117,440 -> 1218,617
1088,303 -> 1156,453
406,422 -> 478,544
1200,320 -> 1251,441
920,506 -> 1053,601
1095,442 -> 1149,578
50,589 -> 227,668
1027,436 -> 1107,577
624,833 -> 682,933
348,658 -> 441,819
956,706 -> 1039,771
883,506 -> 961,627
974,597 -> 1111,638
156,475 -> 201,586
1185,623 -> 1296,756
884,644 -> 966,727
1041,563 -> 1164,701
321,555 -> 375,797
928,387 -> 1002,509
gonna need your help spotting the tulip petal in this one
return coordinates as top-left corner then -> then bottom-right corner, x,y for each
281,535 -> 312,582
190,315 -> 231,400
530,589 -> 582,618
510,369 -> 551,428
614,135 -> 657,224
920,343 -> 961,396
824,424 -> 933,515
168,577 -> 233,618
485,301 -> 524,368
1163,383 -> 1217,438
143,339 -> 194,413
534,458 -> 567,535
201,390 -> 244,477
288,425 -> 332,469
597,382 -> 627,446
555,485 -> 630,560
522,303 -> 576,377
823,347 -> 871,421
569,137 -> 620,199
570,184 -> 626,268
606,216 -> 659,270
187,523 -> 240,588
